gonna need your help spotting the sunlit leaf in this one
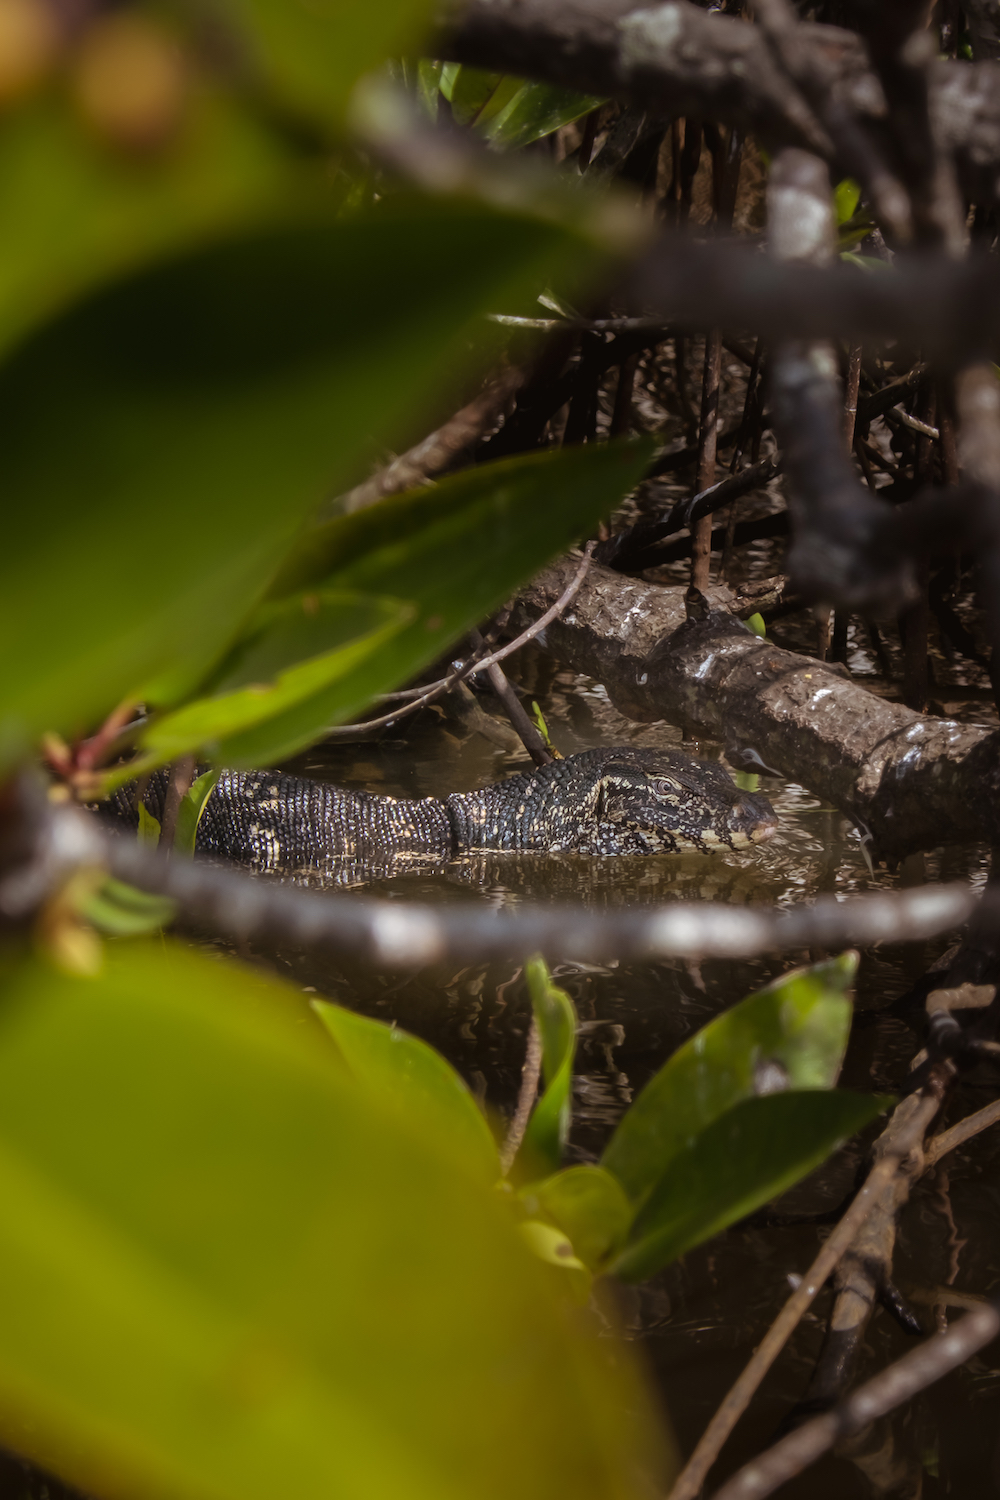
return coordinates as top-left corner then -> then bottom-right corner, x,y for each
611,1090 -> 889,1281
0,199 -> 596,771
602,954 -> 858,1206
141,591 -> 412,766
0,943 -> 668,1499
521,1166 -> 633,1272
312,1000 -> 499,1182
833,178 -> 861,225
518,957 -> 577,1179
484,84 -> 606,152
174,769 -> 221,857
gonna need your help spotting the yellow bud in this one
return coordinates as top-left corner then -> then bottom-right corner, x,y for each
72,14 -> 186,152
0,0 -> 59,106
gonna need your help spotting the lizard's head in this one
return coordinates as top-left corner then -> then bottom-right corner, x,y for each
559,746 -> 778,855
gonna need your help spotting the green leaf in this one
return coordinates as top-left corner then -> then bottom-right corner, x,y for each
745,611 -> 766,638
484,85 -> 606,152
602,954 -> 858,1206
833,178 -> 861,225
518,957 -> 577,1179
174,769 -> 221,857
0,89 -> 313,362
1,199 -> 595,771
136,804 -> 161,849
312,1000 -> 499,1182
0,943 -> 668,1500
611,1090 -> 889,1281
77,878 -> 176,937
142,591 -> 412,767
443,67 -> 519,128
234,0 -> 435,130
270,440 -> 654,741
521,1166 -> 633,1272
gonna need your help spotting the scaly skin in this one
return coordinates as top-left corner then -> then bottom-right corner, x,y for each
107,745 -> 777,877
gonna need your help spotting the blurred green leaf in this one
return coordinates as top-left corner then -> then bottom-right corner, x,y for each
602,954 -> 858,1206
0,90 -> 314,360
611,1090 -> 889,1281
518,957 -> 577,1179
268,441 -> 654,746
0,943 -> 667,1499
833,178 -> 861,225
77,878 -> 176,937
484,85 -> 606,152
312,1000 -> 499,1182
235,0 -> 435,129
174,769 -> 221,857
142,591 -> 412,766
745,612 -> 766,638
1,200 -> 596,771
521,1166 -> 633,1272
136,804 -> 161,848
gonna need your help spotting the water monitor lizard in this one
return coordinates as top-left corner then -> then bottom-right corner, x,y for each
109,745 -> 777,879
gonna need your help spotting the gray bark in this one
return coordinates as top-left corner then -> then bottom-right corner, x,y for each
508,556 -> 1000,859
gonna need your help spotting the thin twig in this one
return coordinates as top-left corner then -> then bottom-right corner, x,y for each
925,1096 -> 1000,1168
499,1016 -> 542,1174
709,1299 -> 1000,1500
666,1084 -> 947,1500
468,628 -> 554,767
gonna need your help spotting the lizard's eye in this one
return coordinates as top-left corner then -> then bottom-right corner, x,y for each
651,776 -> 681,798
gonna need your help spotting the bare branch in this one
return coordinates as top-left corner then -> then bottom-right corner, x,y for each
99,832 -> 979,966
709,1298 -> 1000,1500
500,1015 -> 541,1174
667,1078 -> 951,1500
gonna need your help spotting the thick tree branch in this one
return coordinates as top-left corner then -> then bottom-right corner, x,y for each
438,0 -> 1000,207
507,556 -> 1000,859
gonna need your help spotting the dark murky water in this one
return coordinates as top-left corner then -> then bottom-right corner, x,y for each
224,637 -> 1000,1500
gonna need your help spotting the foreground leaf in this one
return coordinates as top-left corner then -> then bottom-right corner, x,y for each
611,1090 -> 889,1281
518,957 -> 577,1179
236,0 -> 434,130
142,590 -> 412,766
270,441 -> 654,745
312,1000 -> 499,1182
0,943 -> 667,1500
1,199 -> 592,769
602,954 -> 858,1206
